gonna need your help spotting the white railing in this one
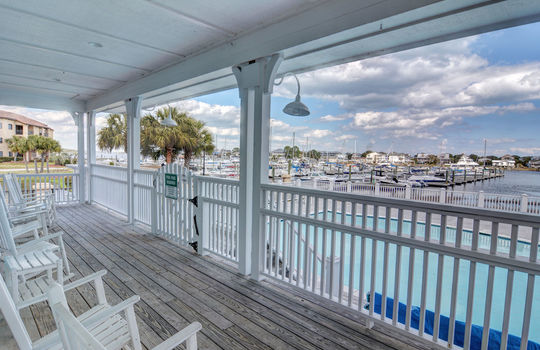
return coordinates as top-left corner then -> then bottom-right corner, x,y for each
134,169 -> 154,226
154,164 -> 196,244
289,180 -> 540,215
197,176 -> 240,263
150,163 -> 240,263
3,173 -> 80,204
260,183 -> 540,350
91,164 -> 128,216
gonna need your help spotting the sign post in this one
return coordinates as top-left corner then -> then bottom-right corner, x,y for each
164,173 -> 178,199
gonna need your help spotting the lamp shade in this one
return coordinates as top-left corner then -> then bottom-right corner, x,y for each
160,108 -> 177,127
283,95 -> 310,116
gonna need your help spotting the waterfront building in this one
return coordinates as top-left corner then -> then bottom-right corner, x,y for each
529,157 -> 540,169
438,153 -> 452,164
366,151 -> 388,164
0,110 -> 54,158
493,155 -> 516,167
415,152 -> 430,164
388,152 -> 411,165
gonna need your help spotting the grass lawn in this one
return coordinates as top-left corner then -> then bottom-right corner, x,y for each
0,161 -> 74,173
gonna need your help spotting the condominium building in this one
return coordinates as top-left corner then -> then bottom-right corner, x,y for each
0,110 -> 54,158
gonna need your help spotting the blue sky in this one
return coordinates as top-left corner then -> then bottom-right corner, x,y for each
2,22 -> 539,156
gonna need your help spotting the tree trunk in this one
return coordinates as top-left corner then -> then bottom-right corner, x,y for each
46,153 -> 50,173
34,158 -> 38,173
13,153 -> 17,162
40,155 -> 44,173
184,151 -> 191,168
166,148 -> 172,164
24,152 -> 29,172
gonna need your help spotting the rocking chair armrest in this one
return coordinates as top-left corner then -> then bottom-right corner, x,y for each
10,208 -> 48,222
64,270 -> 107,292
17,232 -> 63,250
11,219 -> 42,237
81,296 -> 140,329
152,322 -> 202,350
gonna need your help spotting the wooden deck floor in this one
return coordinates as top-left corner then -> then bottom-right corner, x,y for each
2,204 -> 433,350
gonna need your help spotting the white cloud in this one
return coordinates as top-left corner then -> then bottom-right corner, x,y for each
509,147 -> 540,155
319,114 -> 350,122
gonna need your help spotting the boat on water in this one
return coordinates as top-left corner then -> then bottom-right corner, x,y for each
408,174 -> 448,187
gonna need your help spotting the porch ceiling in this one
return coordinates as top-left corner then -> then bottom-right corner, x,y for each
0,0 -> 539,113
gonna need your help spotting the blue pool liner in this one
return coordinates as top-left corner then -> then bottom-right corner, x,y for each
366,292 -> 540,350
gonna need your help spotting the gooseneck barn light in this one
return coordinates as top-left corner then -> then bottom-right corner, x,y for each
275,73 -> 310,117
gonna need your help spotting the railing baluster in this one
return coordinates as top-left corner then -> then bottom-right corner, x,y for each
392,208 -> 403,326
405,210 -> 417,330
481,222 -> 498,350
419,212 -> 431,336
433,214 -> 446,342
448,216 -> 463,347
464,219 -> 480,350
369,236 -> 377,317
500,224 -> 518,350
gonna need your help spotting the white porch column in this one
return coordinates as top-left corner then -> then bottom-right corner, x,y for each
233,53 -> 282,279
71,112 -> 85,204
86,111 -> 96,204
125,97 -> 142,224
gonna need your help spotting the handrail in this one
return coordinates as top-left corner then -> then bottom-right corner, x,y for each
261,184 -> 540,224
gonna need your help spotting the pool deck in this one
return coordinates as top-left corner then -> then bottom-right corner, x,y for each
1,204 -> 434,350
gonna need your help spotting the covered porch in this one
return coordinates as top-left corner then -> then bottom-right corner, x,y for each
1,1 -> 540,349
3,204 -> 426,350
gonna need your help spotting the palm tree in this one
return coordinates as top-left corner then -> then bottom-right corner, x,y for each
97,114 -> 127,153
27,135 -> 40,173
6,136 -> 28,170
195,129 -> 214,175
45,138 -> 61,173
140,107 -> 192,164
32,135 -> 49,173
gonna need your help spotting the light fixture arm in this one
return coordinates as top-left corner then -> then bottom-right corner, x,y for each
275,72 -> 310,117
274,72 -> 301,95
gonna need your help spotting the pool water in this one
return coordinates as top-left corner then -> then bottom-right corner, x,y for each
275,212 -> 540,342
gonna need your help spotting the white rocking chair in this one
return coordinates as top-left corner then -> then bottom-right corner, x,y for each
48,282 -> 202,350
0,203 -> 71,303
0,269 -> 111,349
4,174 -> 56,225
1,271 -> 202,350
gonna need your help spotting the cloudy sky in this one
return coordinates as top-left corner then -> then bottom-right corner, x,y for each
1,22 -> 539,156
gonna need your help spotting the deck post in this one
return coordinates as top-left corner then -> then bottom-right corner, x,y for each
125,96 -> 142,224
520,194 -> 528,213
233,53 -> 283,279
71,112 -> 86,204
86,111 -> 96,204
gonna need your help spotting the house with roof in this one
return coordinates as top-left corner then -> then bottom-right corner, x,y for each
0,110 -> 54,158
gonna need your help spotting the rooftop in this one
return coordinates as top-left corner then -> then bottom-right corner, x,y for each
0,110 -> 52,130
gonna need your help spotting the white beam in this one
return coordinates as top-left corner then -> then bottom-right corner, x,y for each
233,53 -> 282,279
125,96 -> 142,224
71,112 -> 85,204
86,110 -> 96,204
87,0 -> 437,110
1,87 -> 86,112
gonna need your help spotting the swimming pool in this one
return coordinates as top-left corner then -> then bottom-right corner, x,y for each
271,212 -> 540,343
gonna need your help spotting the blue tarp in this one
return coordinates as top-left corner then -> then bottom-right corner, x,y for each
366,292 -> 540,350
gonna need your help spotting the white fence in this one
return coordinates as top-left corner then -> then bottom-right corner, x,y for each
197,176 -> 239,262
91,164 -> 128,216
1,173 -> 79,204
289,180 -> 540,215
260,184 -> 540,350
51,165 -> 540,349
152,164 -> 240,263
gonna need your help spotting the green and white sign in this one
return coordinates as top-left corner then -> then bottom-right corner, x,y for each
164,173 -> 178,199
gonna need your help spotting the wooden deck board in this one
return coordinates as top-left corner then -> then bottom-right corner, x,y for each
1,204 -> 435,350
